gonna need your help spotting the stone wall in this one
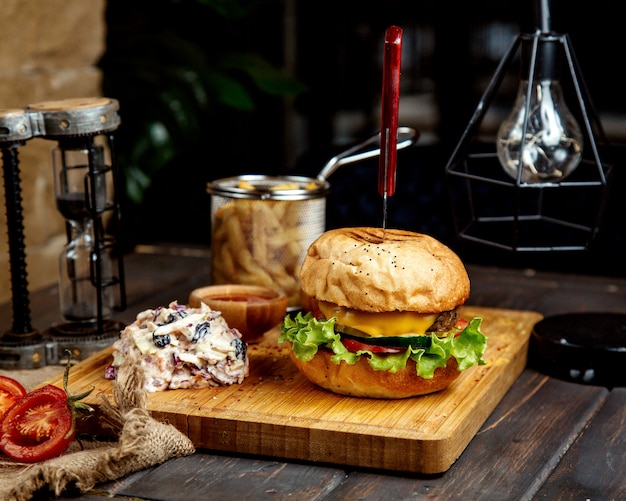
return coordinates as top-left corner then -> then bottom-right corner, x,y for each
0,0 -> 107,305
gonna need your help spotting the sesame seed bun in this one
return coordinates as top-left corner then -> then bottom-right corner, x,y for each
300,227 -> 470,313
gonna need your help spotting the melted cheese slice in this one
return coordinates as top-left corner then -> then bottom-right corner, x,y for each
318,301 -> 437,337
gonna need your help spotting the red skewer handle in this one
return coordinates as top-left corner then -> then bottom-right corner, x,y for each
378,25 -> 402,197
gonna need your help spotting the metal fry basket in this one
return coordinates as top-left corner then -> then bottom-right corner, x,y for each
207,175 -> 330,308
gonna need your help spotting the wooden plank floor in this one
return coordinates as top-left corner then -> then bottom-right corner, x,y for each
535,387 -> 626,500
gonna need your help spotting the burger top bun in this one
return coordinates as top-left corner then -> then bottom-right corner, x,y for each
300,227 -> 470,314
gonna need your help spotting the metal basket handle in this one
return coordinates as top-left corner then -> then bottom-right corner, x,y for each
317,126 -> 418,181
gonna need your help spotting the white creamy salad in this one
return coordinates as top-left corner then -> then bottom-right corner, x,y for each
107,301 -> 249,391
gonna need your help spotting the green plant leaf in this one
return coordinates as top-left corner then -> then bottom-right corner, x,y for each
124,165 -> 153,205
207,71 -> 256,110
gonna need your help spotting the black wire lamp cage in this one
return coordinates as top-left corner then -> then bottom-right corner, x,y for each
445,2 -> 612,253
444,1 -> 626,388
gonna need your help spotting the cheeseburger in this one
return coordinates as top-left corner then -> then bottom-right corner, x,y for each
279,227 -> 487,398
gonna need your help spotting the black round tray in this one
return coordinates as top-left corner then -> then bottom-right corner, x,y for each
529,312 -> 626,387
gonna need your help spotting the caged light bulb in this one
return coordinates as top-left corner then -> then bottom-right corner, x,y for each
497,37 -> 583,183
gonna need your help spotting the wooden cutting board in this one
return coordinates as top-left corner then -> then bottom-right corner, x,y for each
45,306 -> 542,474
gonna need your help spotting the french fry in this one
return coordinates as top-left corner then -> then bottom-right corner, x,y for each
224,210 -> 247,254
220,242 -> 237,278
237,248 -> 275,288
251,202 -> 270,263
269,200 -> 288,222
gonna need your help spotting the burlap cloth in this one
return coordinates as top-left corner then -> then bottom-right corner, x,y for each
0,361 -> 196,500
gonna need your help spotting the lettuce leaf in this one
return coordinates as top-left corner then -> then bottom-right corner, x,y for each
279,312 -> 487,379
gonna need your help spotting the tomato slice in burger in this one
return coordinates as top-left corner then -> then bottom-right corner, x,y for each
0,375 -> 27,418
0,384 -> 76,463
455,318 -> 469,330
342,337 -> 404,354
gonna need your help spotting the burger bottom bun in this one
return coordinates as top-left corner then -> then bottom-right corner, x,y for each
288,346 -> 460,399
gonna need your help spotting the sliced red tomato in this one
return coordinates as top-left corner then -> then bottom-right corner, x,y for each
342,337 -> 404,354
312,309 -> 325,320
455,318 -> 469,330
0,384 -> 74,463
0,375 -> 27,418
0,353 -> 94,463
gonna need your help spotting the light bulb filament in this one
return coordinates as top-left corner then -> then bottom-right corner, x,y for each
497,79 -> 583,183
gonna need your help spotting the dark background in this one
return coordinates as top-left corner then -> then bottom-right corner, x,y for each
100,0 -> 625,277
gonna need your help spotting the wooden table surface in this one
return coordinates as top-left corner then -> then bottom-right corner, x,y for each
1,245 -> 625,500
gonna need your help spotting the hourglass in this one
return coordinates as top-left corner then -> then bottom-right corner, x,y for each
53,140 -> 113,324
0,97 -> 126,368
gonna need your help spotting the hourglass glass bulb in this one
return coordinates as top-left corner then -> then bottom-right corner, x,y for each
58,220 -> 113,323
53,142 -> 113,323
